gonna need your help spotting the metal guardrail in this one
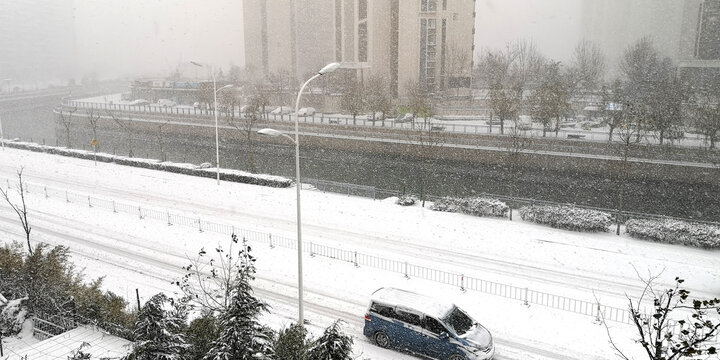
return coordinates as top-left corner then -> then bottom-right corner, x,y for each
64,100 -> 715,149
5,177 -> 638,326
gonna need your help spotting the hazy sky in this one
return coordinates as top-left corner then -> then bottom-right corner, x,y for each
74,0 -> 580,79
474,0 -> 582,61
74,0 -> 245,79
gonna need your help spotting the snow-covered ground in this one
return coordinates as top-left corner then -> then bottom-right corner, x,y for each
0,147 -> 718,359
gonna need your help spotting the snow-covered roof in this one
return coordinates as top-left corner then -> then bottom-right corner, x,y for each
2,325 -> 131,360
371,287 -> 455,319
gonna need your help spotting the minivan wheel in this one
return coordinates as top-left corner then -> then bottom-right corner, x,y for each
448,355 -> 465,360
374,331 -> 390,348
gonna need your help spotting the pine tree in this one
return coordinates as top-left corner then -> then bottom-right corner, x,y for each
123,293 -> 188,360
273,323 -> 310,360
203,240 -> 274,360
308,320 -> 354,360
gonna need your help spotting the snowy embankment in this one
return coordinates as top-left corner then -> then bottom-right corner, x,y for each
0,147 -> 718,359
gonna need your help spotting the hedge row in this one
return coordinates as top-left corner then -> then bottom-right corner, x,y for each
2,140 -> 293,188
625,219 -> 720,249
396,195 -> 418,206
519,205 -> 612,232
430,196 -> 509,218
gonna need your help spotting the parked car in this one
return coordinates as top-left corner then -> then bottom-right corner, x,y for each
516,115 -> 533,130
270,106 -> 293,115
129,99 -> 149,106
157,99 -> 176,107
364,287 -> 495,360
395,113 -> 414,123
298,107 -> 315,117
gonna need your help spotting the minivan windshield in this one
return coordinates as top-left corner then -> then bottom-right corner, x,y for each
443,307 -> 474,335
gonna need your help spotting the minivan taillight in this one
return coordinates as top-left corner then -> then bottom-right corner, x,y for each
364,314 -> 371,321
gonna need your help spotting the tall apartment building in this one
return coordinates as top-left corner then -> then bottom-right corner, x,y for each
678,0 -> 720,91
243,0 -> 475,97
0,0 -> 76,88
580,0 -> 720,91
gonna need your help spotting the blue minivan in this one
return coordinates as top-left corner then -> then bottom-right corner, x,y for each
363,288 -> 495,360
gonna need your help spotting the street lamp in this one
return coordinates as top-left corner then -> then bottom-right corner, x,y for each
257,62 -> 341,325
0,114 -> 4,151
2,78 -> 11,93
191,61 -> 233,185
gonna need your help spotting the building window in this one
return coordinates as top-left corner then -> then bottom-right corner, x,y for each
358,0 -> 368,62
358,22 -> 368,62
420,18 -> 437,91
335,0 -> 343,61
359,0 -> 367,20
421,0 -> 437,12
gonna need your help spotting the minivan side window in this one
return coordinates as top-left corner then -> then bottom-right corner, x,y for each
395,309 -> 422,326
370,302 -> 396,318
424,316 -> 447,335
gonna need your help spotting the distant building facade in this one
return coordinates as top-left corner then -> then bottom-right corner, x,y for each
580,0 -> 720,91
0,0 -> 76,89
678,0 -> 720,91
243,0 -> 475,97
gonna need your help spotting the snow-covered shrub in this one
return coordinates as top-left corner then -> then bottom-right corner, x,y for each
430,196 -> 461,213
396,195 -> 417,206
430,196 -> 508,217
625,219 -> 720,249
519,205 -> 612,232
0,296 -> 28,336
459,197 -> 509,218
3,140 -> 293,188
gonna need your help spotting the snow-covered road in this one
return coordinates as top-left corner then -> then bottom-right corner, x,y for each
1,147 -> 717,359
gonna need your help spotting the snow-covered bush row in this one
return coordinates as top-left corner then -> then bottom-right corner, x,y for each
3,141 -> 292,188
625,219 -> 720,249
519,205 -> 612,232
430,196 -> 508,218
430,196 -> 462,212
396,194 -> 418,206
459,197 -> 509,218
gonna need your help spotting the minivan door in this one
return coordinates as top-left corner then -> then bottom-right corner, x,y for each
421,316 -> 460,359
393,308 -> 426,354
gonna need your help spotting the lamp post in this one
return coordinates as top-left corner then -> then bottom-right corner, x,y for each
258,62 -> 340,325
0,114 -> 4,151
2,79 -> 10,94
191,61 -> 233,185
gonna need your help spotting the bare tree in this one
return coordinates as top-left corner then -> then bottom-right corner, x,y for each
529,61 -> 568,137
227,90 -> 265,172
86,108 -> 101,162
479,50 -> 520,134
365,74 -> 392,125
340,72 -> 366,125
568,39 -> 606,94
611,101 -> 648,234
155,118 -> 171,162
179,234 -> 252,314
403,81 -> 444,207
405,79 -> 434,130
603,275 -> 720,360
0,168 -> 33,255
691,94 -> 720,149
443,44 -> 472,97
58,106 -> 77,147
600,79 -> 625,141
107,111 -> 136,157
503,122 -> 533,220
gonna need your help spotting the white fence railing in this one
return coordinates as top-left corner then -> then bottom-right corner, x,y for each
3,175 -> 719,342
